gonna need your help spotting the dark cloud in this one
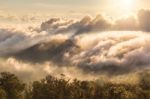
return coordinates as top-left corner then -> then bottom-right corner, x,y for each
12,39 -> 80,64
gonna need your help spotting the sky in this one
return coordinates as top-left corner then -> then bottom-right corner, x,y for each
0,0 -> 150,18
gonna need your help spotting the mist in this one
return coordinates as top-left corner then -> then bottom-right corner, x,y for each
0,9 -> 150,83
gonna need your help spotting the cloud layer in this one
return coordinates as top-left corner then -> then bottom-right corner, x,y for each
40,9 -> 150,35
0,9 -> 150,81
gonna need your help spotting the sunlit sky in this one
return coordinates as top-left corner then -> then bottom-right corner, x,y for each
0,0 -> 149,18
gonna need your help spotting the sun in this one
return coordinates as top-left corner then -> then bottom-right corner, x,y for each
120,0 -> 134,8
116,0 -> 136,15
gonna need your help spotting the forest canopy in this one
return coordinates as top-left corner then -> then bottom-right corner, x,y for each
0,71 -> 149,99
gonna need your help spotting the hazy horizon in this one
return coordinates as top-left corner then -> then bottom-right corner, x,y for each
0,0 -> 150,24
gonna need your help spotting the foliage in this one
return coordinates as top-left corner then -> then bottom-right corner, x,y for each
0,72 -> 149,99
27,74 -> 150,99
0,72 -> 25,99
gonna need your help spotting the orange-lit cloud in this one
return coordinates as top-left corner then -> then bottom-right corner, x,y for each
0,9 -> 150,81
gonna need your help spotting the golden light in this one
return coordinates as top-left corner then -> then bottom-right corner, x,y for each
119,0 -> 134,8
115,0 -> 136,15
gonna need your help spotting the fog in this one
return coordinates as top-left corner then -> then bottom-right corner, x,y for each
0,9 -> 150,82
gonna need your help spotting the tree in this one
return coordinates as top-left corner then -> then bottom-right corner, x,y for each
0,87 -> 6,99
0,72 -> 25,99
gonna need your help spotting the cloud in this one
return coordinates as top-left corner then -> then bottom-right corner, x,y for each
40,9 -> 150,35
0,26 -> 48,56
2,30 -> 149,75
40,14 -> 112,36
0,9 -> 150,81
113,16 -> 138,31
69,32 -> 150,74
0,11 -> 46,23
138,9 -> 150,31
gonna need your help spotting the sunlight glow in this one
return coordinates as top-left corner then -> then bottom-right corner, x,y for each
116,0 -> 136,15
